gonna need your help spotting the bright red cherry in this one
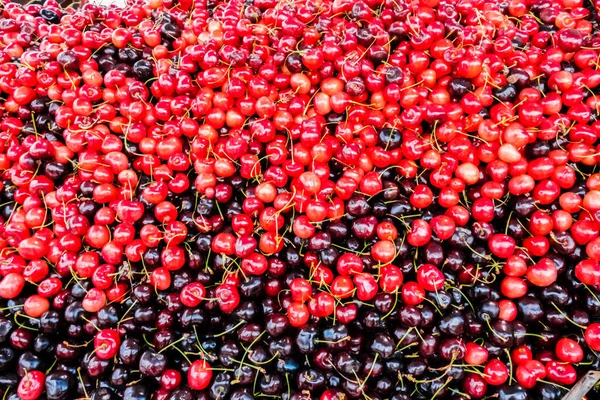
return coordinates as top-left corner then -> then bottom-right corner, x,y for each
188,360 -> 213,390
94,329 -> 121,360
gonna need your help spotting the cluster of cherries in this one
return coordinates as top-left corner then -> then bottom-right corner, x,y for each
1,0 -> 600,398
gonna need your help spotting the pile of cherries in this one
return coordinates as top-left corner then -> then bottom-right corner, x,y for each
1,0 -> 600,398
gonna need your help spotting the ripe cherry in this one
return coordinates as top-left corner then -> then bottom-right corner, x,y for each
483,359 -> 509,385
417,264 -> 445,291
465,342 -> 488,365
17,370 -> 45,400
516,360 -> 546,389
575,259 -> 600,286
555,338 -> 584,363
94,329 -> 121,360
188,360 -> 213,390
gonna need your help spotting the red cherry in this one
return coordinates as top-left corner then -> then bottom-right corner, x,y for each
462,373 -> 487,399
215,284 -> 240,314
501,276 -> 528,299
290,278 -> 312,303
241,253 -> 268,275
0,273 -> 25,299
293,215 -> 315,239
575,259 -> 600,285
180,282 -> 206,307
288,302 -> 310,327
82,288 -> 107,313
430,215 -> 456,240
371,240 -> 396,264
94,329 -> 121,360
488,234 -> 516,258
498,299 -> 518,321
503,255 -> 528,276
465,342 -> 488,366
586,323 -> 600,351
160,369 -> 182,390
336,253 -> 364,276
526,258 -> 557,287
17,370 -> 45,400
379,264 -> 403,293
483,359 -> 508,385
18,236 -> 48,260
188,360 -> 213,390
353,273 -> 378,301
407,219 -> 432,246
511,346 -> 533,365
417,264 -> 445,291
555,338 -> 584,363
331,276 -> 354,299
23,294 -> 50,318
308,292 -> 335,317
335,304 -> 358,324
516,360 -> 546,389
410,184 -> 433,208
546,361 -> 577,385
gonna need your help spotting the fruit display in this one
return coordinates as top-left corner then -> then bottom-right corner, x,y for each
1,0 -> 600,398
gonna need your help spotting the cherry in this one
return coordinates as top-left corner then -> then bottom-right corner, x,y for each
465,342 -> 488,365
290,278 -> 312,303
94,329 -> 121,360
188,360 -> 213,390
23,294 -> 50,318
288,302 -> 310,327
516,360 -> 546,389
416,264 -> 445,291
180,282 -> 206,307
585,323 -> 600,351
575,259 -> 600,286
160,369 -> 182,390
483,359 -> 509,386
463,373 -> 487,399
430,215 -> 456,240
371,240 -> 396,264
555,338 -> 584,363
402,282 -> 425,305
215,284 -> 240,314
353,273 -> 378,301
308,292 -> 335,317
0,273 -> 25,299
379,264 -> 403,293
546,361 -> 577,385
488,234 -> 516,258
336,254 -> 364,276
17,370 -> 45,400
526,258 -> 558,287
